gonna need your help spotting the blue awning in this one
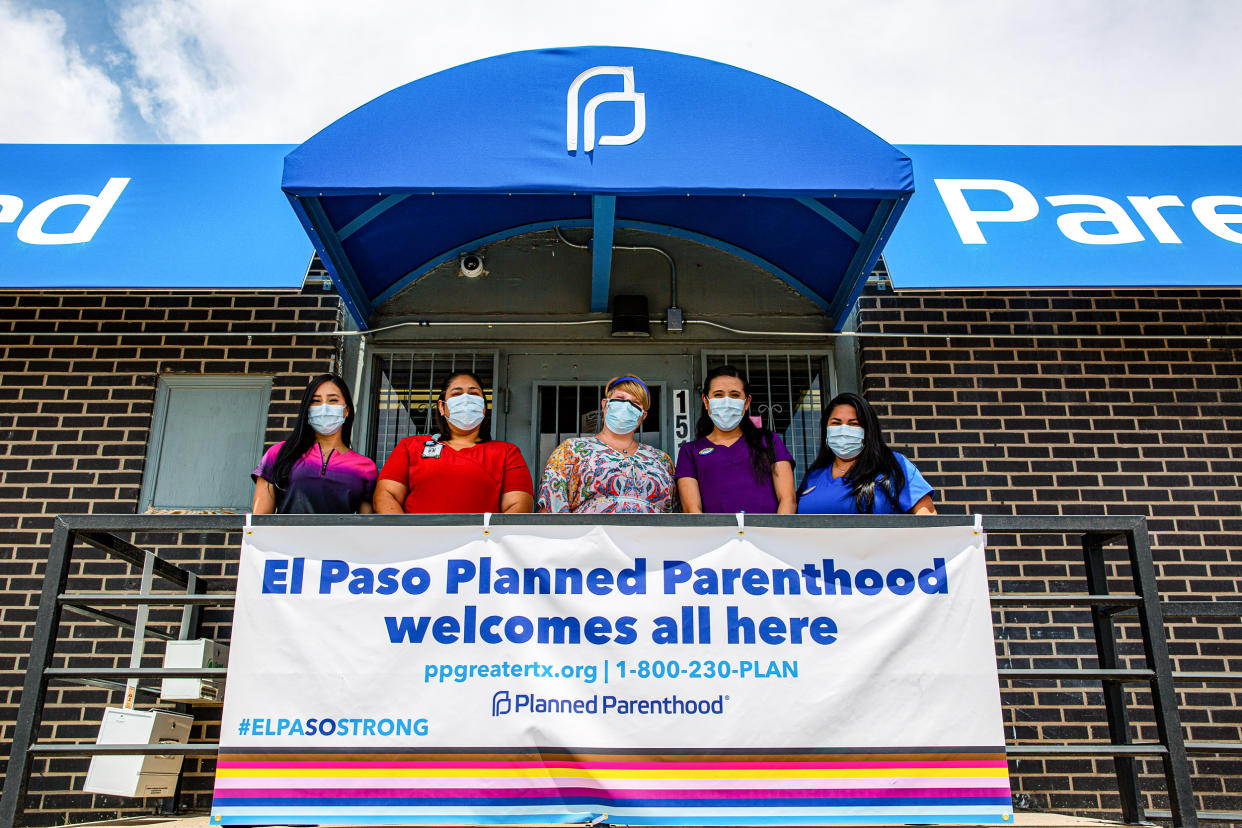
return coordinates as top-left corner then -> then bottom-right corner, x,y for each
283,46 -> 914,329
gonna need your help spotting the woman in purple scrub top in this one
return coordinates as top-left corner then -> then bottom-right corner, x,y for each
252,373 -> 377,514
796,392 -> 936,515
675,365 -> 797,514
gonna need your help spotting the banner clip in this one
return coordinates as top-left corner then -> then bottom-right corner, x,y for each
735,512 -> 745,536
482,512 -> 493,536
973,513 -> 983,535
244,512 -> 252,536
587,815 -> 610,827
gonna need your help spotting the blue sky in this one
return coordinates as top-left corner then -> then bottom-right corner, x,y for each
23,0 -> 160,139
3,0 -> 1241,144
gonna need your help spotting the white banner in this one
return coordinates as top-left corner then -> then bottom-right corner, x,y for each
212,522 -> 1012,825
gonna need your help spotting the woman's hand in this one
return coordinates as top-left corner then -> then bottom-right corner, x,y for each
772,460 -> 797,514
500,490 -> 534,513
251,479 -> 276,514
676,478 -> 703,513
372,479 -> 409,513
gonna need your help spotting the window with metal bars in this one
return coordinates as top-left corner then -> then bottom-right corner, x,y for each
370,351 -> 498,462
702,352 -> 831,476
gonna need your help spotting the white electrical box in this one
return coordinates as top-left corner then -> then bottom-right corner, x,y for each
84,707 -> 193,798
161,638 -> 228,702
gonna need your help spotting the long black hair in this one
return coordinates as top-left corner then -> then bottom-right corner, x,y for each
272,373 -> 356,490
800,392 -> 905,513
695,365 -> 780,484
432,369 -> 492,442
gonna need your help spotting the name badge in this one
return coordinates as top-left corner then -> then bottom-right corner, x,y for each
421,441 -> 443,459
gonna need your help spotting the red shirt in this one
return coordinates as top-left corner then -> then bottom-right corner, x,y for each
378,436 -> 533,513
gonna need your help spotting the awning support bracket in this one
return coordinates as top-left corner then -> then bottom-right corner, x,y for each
796,197 -> 863,242
826,198 -> 901,331
297,196 -> 376,324
339,194 -> 411,241
590,196 -> 616,313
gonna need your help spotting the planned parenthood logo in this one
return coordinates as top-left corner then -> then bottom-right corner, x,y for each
566,66 -> 646,153
492,690 -> 726,717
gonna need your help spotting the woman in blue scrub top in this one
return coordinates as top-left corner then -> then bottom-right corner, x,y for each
797,392 -> 936,515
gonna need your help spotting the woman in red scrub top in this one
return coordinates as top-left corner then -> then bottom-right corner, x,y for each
372,370 -> 534,513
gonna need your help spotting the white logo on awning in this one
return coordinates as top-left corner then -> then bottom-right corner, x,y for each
566,66 -> 646,153
2,177 -> 129,245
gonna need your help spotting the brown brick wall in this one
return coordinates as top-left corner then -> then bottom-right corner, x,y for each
0,288 -> 339,824
2,285 -> 1240,824
857,287 -> 1242,822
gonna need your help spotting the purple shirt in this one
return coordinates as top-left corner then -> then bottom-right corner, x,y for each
674,433 -> 794,514
253,442 -> 377,514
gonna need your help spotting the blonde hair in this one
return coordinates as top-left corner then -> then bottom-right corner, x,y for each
604,375 -> 650,411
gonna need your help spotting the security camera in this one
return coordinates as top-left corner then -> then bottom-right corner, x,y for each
458,253 -> 486,278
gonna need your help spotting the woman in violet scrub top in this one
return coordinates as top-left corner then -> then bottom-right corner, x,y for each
252,374 -> 377,514
797,392 -> 936,515
373,370 -> 534,514
675,365 -> 796,514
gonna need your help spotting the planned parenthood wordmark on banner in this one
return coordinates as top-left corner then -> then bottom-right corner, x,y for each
212,522 -> 1012,826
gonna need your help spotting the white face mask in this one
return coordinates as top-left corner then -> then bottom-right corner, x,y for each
707,397 -> 746,431
826,424 -> 865,459
308,404 -> 346,436
445,393 -> 486,430
603,398 -> 643,435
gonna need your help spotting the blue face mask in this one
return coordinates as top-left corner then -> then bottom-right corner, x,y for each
826,424 -> 864,460
307,404 -> 346,436
604,399 -> 643,435
445,393 -> 486,430
707,397 -> 746,431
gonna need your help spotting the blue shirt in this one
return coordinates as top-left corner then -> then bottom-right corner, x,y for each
796,451 -> 933,514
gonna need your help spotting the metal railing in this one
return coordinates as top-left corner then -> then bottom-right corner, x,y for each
1,512 -> 1236,828
1140,599 -> 1242,826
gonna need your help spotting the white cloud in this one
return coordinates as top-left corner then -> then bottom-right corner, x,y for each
0,0 -> 124,141
787,1 -> 1242,144
116,0 -> 505,142
21,0 -> 1242,144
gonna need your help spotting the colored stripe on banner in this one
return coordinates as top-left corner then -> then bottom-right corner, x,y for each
211,747 -> 1014,825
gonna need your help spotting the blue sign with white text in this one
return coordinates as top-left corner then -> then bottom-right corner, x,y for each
885,145 -> 1242,288
0,144 -> 308,288
4,143 -> 1239,292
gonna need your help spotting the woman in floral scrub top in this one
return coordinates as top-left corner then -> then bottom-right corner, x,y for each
537,375 -> 676,514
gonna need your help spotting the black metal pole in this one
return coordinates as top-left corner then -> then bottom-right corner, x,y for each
160,572 -> 204,817
1082,534 -> 1144,823
1127,521 -> 1198,828
0,519 -> 75,828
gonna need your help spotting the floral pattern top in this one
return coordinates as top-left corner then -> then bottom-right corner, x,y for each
537,437 -> 677,514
